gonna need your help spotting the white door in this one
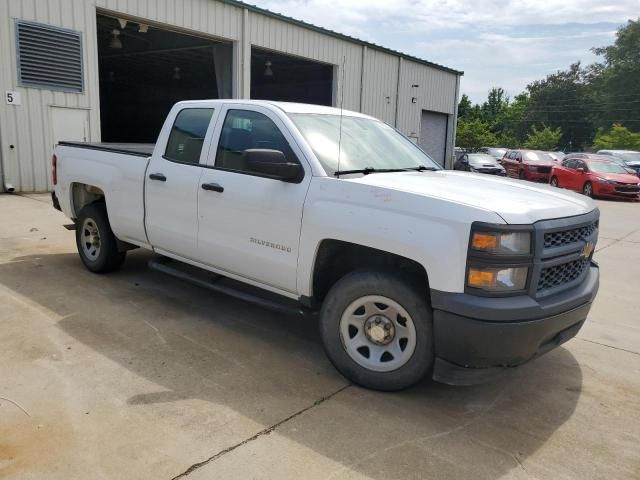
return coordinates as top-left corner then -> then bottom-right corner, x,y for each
51,107 -> 89,145
196,105 -> 311,294
145,106 -> 218,258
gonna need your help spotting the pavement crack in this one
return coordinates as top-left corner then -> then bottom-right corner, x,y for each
596,226 -> 640,253
170,384 -> 350,479
578,337 -> 639,356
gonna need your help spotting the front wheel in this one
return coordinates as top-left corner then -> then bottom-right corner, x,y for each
583,181 -> 593,197
550,176 -> 559,187
319,270 -> 434,391
75,202 -> 126,273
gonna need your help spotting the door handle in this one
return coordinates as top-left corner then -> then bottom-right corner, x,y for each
201,182 -> 224,193
149,173 -> 167,182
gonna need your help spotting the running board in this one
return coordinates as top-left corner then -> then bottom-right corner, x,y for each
148,257 -> 310,317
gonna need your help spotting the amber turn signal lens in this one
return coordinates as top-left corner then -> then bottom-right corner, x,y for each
471,232 -> 498,251
467,268 -> 497,288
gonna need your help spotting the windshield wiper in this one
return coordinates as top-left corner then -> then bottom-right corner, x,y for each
334,167 -> 409,176
334,165 -> 438,176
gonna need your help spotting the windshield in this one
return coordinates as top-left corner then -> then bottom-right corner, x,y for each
468,154 -> 499,166
589,162 -> 630,174
289,114 -> 440,175
488,148 -> 506,157
525,151 -> 554,162
616,152 -> 640,163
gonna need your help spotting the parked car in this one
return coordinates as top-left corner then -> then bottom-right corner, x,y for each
550,154 -> 640,199
478,147 -> 507,162
453,146 -> 466,162
51,100 -> 600,391
547,151 -> 565,162
597,150 -> 640,174
570,152 -> 638,176
501,149 -> 556,182
453,153 -> 506,176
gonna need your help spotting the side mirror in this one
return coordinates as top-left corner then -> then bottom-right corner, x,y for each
243,149 -> 302,182
577,167 -> 585,173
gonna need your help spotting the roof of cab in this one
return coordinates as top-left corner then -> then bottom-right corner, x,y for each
174,99 -> 375,119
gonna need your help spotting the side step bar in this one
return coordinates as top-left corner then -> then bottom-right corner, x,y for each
148,256 -> 311,317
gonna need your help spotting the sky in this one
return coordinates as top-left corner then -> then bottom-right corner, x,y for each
250,0 -> 637,104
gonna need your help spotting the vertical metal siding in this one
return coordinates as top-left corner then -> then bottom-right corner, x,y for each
0,0 -> 458,192
361,48 -> 399,125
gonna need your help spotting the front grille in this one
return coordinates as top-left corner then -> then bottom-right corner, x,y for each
538,258 -> 590,292
544,222 -> 597,249
536,166 -> 552,174
614,185 -> 639,193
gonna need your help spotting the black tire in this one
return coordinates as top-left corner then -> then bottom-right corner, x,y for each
319,270 -> 434,391
519,169 -> 527,180
550,176 -> 559,187
583,181 -> 593,197
75,202 -> 126,273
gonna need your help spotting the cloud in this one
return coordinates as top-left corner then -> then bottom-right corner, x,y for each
250,0 -> 635,102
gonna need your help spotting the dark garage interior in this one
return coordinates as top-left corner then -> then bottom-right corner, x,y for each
251,47 -> 333,106
97,14 -> 232,142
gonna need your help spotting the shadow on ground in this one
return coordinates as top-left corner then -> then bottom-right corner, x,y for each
0,249 -> 584,479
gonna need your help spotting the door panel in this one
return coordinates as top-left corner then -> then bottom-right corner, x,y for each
145,106 -> 218,258
196,105 -> 311,293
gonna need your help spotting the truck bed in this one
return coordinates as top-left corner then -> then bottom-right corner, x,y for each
58,142 -> 154,157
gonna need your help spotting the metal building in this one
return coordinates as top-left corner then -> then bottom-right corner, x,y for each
0,0 -> 462,192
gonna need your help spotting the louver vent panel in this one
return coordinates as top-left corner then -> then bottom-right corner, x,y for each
16,21 -> 83,92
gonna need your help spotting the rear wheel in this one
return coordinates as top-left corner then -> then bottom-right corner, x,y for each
319,270 -> 434,391
583,182 -> 593,197
75,203 -> 126,273
550,176 -> 559,187
519,169 -> 527,180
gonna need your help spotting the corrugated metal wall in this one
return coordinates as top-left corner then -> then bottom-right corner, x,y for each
0,0 -> 460,192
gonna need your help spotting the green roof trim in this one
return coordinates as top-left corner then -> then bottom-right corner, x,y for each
222,0 -> 464,76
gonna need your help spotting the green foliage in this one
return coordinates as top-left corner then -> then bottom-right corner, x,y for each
456,119 -> 497,151
592,124 -> 640,150
454,18 -> 640,151
523,126 -> 563,150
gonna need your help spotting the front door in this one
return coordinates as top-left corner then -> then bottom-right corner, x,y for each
145,106 -> 217,258
196,105 -> 311,294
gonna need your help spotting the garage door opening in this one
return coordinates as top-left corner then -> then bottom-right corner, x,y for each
419,110 -> 448,167
251,47 -> 333,106
97,14 -> 232,142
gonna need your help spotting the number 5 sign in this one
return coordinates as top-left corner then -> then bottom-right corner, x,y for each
6,91 -> 21,105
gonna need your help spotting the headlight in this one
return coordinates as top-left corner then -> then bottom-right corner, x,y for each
467,266 -> 528,292
595,177 -> 613,184
470,231 -> 531,255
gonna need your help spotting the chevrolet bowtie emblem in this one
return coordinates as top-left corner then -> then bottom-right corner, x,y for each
581,241 -> 595,259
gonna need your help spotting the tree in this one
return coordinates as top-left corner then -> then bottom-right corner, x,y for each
592,124 -> 640,150
590,19 -> 640,131
458,94 -> 473,118
523,126 -> 563,150
481,87 -> 508,124
456,118 -> 497,151
525,62 -> 595,149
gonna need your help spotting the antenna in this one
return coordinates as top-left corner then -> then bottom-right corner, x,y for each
336,55 -> 346,176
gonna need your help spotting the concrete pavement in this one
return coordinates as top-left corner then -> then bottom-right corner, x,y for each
0,193 -> 638,479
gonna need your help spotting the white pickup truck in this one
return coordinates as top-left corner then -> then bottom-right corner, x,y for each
52,100 -> 600,390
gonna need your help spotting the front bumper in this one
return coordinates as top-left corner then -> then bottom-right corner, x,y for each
525,170 -> 550,182
430,264 -> 599,385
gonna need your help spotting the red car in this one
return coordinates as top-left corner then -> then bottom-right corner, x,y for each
501,150 -> 556,182
550,155 -> 640,199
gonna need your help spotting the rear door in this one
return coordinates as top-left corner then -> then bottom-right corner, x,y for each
195,105 -> 311,294
145,105 -> 218,258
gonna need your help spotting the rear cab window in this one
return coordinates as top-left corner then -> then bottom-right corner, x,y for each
164,108 -> 215,164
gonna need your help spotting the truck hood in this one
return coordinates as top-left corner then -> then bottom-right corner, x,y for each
350,170 -> 595,224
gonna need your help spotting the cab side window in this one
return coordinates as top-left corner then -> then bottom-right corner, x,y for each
164,108 -> 214,164
215,109 -> 298,174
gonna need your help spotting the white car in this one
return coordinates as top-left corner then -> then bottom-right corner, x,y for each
51,100 -> 600,391
597,150 -> 640,174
